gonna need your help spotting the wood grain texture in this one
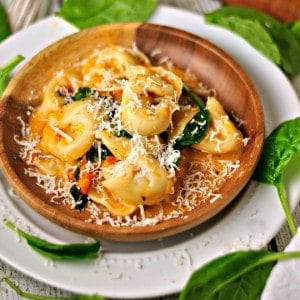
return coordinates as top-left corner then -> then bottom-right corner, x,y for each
0,22 -> 264,242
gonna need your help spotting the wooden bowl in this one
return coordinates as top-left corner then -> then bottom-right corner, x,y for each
0,23 -> 264,242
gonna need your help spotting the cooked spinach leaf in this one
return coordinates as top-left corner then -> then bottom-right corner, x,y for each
85,145 -> 100,162
70,185 -> 89,210
180,250 -> 300,300
115,129 -> 132,138
101,145 -> 112,160
5,220 -> 101,260
174,85 -> 210,148
73,87 -> 93,100
57,0 -> 157,29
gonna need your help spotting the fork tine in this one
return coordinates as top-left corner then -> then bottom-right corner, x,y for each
20,1 -> 42,29
8,0 -> 42,32
196,0 -> 222,13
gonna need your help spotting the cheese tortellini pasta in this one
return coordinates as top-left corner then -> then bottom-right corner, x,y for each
192,97 -> 244,154
20,45 -> 245,222
120,65 -> 182,136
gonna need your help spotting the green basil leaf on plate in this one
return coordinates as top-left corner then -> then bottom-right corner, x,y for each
5,220 -> 101,260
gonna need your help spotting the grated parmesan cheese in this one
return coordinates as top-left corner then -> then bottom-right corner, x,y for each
14,46 -> 245,228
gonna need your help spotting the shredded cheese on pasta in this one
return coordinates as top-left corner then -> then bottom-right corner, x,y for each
15,45 -> 245,227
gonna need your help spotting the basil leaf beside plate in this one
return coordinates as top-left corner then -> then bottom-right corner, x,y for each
179,250 -> 300,300
287,21 -> 300,45
254,117 -> 300,185
205,6 -> 300,77
254,117 -> 300,236
57,0 -> 158,29
0,2 -> 11,42
205,15 -> 281,66
3,277 -> 105,300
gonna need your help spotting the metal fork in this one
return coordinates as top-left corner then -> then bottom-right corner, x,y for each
159,0 -> 221,14
195,0 -> 222,14
6,0 -> 48,32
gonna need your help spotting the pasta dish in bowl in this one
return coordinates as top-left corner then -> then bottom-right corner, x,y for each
0,23 -> 264,241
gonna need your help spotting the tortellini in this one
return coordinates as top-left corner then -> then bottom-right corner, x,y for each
192,97 -> 244,154
101,155 -> 174,206
38,100 -> 97,162
22,45 -> 245,219
81,46 -> 151,93
29,70 -> 83,136
120,66 -> 182,136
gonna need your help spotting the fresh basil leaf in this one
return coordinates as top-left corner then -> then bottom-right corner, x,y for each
211,263 -> 274,300
179,250 -> 300,300
205,15 -> 281,65
5,221 -> 101,260
0,55 -> 25,97
254,117 -> 300,236
205,6 -> 300,76
287,21 -> 300,45
254,117 -> 300,185
57,0 -> 158,29
175,85 -> 210,148
68,296 -> 105,300
0,2 -> 11,41
3,277 -> 105,300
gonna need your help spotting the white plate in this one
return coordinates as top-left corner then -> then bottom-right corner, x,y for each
0,5 -> 300,299
261,226 -> 300,300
